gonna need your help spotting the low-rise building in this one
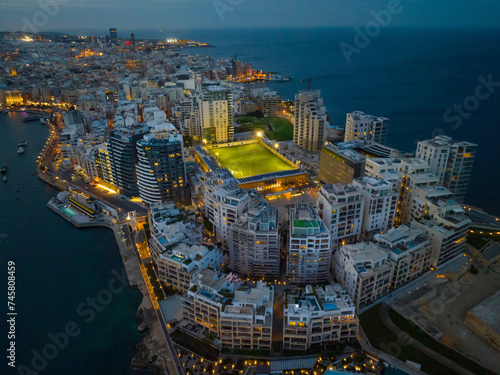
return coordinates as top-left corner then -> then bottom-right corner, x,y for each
283,284 -> 358,350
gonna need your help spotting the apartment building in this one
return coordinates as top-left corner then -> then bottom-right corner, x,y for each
220,282 -> 274,351
333,242 -> 393,310
416,135 -> 477,202
352,177 -> 398,239
283,284 -> 358,350
317,183 -> 364,250
293,90 -> 327,152
345,111 -> 388,145
229,201 -> 280,279
287,203 -> 331,285
319,143 -> 366,185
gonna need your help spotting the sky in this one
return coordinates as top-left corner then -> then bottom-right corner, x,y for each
0,0 -> 499,33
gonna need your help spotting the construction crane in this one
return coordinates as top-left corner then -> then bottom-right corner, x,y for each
300,78 -> 312,91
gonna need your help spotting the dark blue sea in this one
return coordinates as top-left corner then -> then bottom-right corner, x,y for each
1,26 -> 500,375
0,113 -> 144,374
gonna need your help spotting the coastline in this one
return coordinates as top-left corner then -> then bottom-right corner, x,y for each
38,150 -> 175,374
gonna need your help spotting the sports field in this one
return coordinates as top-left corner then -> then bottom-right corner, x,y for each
208,143 -> 296,178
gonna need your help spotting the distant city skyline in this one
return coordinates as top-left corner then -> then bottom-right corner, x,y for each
0,0 -> 499,32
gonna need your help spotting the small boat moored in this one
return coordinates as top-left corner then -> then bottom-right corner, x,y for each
17,140 -> 28,147
3,176 -> 7,183
17,147 -> 25,154
0,165 -> 7,174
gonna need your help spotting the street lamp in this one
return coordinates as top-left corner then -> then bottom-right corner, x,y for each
256,131 -> 262,137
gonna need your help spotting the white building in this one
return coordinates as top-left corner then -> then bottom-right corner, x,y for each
220,282 -> 274,351
410,187 -> 470,267
293,90 -> 327,152
416,135 -> 477,202
229,201 -> 280,279
283,284 -> 358,350
333,242 -> 393,310
200,85 -> 234,143
374,225 -> 432,289
317,183 -> 364,250
182,269 -> 234,334
287,203 -> 331,285
345,111 -> 389,145
201,169 -> 250,245
352,177 -> 398,239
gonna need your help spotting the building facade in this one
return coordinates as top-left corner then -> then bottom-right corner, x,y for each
293,90 -> 327,152
317,183 -> 364,250
136,125 -> 191,205
319,143 -> 366,185
287,203 -> 331,285
416,135 -> 477,203
283,284 -> 358,350
345,111 -> 388,144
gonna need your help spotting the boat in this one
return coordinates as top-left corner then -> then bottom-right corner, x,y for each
17,147 -> 25,154
265,74 -> 292,82
3,176 -> 7,183
0,109 -> 8,114
40,118 -> 47,125
0,165 -> 7,174
22,116 -> 41,122
17,140 -> 28,147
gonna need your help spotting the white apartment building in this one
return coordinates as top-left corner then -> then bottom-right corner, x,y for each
352,177 -> 398,239
283,284 -> 358,350
317,183 -> 364,250
229,201 -> 281,279
200,85 -> 234,143
345,111 -> 389,145
374,226 -> 432,289
201,169 -> 250,245
287,203 -> 331,285
182,269 -> 234,334
416,135 -> 477,202
333,242 -> 394,310
220,282 -> 274,351
293,90 -> 327,152
411,187 -> 471,267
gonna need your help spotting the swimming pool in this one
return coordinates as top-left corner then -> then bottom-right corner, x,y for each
171,255 -> 183,262
200,290 -> 214,299
323,302 -> 338,311
62,206 -> 77,216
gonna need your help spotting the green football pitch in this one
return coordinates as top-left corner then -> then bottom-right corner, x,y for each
208,143 -> 296,178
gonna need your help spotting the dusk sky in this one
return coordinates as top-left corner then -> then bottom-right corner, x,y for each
0,0 -> 499,32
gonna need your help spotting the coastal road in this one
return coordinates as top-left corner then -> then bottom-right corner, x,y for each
123,224 -> 185,375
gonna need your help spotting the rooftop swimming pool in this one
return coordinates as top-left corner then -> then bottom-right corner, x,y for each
171,255 -> 183,262
323,302 -> 338,311
357,266 -> 367,273
200,290 -> 214,299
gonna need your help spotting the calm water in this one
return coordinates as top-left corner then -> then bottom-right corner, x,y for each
127,27 -> 500,214
0,112 -> 143,374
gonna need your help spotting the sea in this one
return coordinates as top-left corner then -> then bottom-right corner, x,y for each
0,112 -> 144,374
1,27 -> 500,375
